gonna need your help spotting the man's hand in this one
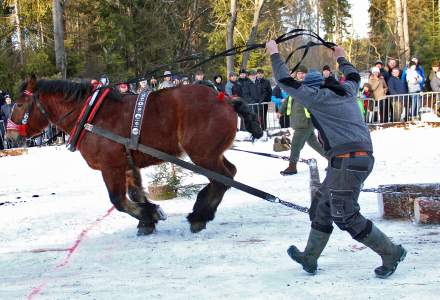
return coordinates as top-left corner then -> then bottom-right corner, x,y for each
333,46 -> 346,60
266,40 -> 279,55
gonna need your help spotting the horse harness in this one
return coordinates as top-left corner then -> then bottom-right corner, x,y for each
7,89 -> 75,137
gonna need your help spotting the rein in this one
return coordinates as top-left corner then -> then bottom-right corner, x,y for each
116,28 -> 335,87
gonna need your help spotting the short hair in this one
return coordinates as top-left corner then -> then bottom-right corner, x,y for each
256,68 -> 264,73
195,70 -> 204,76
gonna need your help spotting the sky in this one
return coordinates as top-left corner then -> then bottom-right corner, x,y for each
350,0 -> 370,38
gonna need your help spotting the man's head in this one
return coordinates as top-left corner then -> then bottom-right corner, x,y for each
375,60 -> 384,69
409,61 -> 417,70
195,70 -> 204,81
229,72 -> 237,82
303,70 -> 323,88
239,69 -> 247,79
322,65 -> 331,78
248,70 -> 257,82
387,58 -> 398,70
256,68 -> 265,79
411,57 -> 419,65
293,65 -> 308,81
163,70 -> 172,81
140,80 -> 148,88
4,94 -> 11,104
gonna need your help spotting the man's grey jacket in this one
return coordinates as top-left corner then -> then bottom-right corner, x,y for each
271,53 -> 373,158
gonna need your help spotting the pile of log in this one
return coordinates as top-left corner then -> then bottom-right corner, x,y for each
0,148 -> 28,158
378,183 -> 440,224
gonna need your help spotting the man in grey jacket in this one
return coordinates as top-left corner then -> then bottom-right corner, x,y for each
266,40 -> 406,278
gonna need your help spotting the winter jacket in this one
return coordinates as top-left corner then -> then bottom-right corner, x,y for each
405,69 -> 423,93
387,76 -> 408,95
271,85 -> 287,110
255,78 -> 272,103
271,53 -> 372,157
402,64 -> 425,90
431,74 -> 440,92
225,80 -> 238,96
368,77 -> 388,100
280,97 -> 313,130
236,78 -> 258,104
1,103 -> 13,123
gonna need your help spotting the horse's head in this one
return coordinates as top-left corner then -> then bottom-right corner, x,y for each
5,75 -> 50,144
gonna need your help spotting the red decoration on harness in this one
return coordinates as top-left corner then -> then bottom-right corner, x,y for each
24,90 -> 33,96
217,92 -> 226,102
6,119 -> 28,136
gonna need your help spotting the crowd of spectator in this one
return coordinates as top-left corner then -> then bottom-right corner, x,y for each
2,58 -> 440,150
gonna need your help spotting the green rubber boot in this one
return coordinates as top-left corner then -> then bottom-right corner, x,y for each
358,224 -> 407,278
287,228 -> 331,274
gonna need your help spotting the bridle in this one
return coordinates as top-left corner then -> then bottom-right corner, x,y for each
7,89 -> 79,137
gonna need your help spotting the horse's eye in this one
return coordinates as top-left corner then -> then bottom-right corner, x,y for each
16,103 -> 23,108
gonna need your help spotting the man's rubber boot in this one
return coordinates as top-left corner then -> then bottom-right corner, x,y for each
357,224 -> 407,278
287,228 -> 331,274
280,162 -> 297,175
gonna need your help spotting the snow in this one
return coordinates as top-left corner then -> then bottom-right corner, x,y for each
1,125 -> 440,300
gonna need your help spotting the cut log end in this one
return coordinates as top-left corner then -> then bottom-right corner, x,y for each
414,197 -> 440,225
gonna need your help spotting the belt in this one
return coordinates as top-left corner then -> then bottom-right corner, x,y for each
335,151 -> 369,158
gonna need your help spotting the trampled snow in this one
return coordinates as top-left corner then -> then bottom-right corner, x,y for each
1,125 -> 440,299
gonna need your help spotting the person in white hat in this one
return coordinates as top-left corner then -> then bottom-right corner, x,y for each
159,70 -> 175,89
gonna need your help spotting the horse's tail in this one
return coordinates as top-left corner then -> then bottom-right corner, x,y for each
228,98 -> 263,140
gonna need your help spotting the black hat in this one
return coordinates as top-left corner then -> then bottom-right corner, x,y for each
375,60 -> 384,66
322,65 -> 331,71
239,69 -> 247,74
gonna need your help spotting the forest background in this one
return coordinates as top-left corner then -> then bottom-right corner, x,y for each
0,0 -> 438,93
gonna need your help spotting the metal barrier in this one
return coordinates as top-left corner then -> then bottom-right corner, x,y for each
361,92 -> 440,124
239,92 -> 440,131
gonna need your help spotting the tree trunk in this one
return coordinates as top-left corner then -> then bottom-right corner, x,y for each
402,0 -> 410,63
226,0 -> 237,76
240,0 -> 264,70
53,0 -> 67,79
37,0 -> 45,46
13,0 -> 24,64
395,0 -> 406,64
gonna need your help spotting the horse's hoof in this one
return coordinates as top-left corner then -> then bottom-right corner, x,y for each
137,225 -> 155,236
190,221 -> 207,233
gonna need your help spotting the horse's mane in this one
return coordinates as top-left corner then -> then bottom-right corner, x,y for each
19,79 -> 122,102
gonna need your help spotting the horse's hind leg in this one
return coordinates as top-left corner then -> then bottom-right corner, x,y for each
125,165 -> 167,235
102,167 -> 164,235
187,157 -> 236,233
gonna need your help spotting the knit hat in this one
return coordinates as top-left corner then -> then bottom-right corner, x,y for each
322,65 -> 331,71
375,60 -> 384,66
303,70 -> 323,88
164,70 -> 172,76
295,65 -> 308,73
371,66 -> 380,74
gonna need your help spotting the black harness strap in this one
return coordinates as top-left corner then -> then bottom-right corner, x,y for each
129,90 -> 150,150
83,123 -> 309,213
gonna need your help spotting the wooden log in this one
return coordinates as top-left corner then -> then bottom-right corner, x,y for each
308,158 -> 321,200
0,148 -> 28,158
378,183 -> 440,220
414,197 -> 440,224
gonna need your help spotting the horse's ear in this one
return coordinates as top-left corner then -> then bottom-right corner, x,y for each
27,74 -> 37,91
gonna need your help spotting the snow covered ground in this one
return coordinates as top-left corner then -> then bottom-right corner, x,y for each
1,125 -> 440,300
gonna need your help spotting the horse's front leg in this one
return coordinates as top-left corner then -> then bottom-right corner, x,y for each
102,167 -> 165,235
125,167 -> 167,235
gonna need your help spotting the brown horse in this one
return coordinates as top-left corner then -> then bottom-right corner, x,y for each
6,76 -> 262,235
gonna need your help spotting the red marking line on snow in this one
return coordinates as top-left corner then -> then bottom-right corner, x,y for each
27,206 -> 115,299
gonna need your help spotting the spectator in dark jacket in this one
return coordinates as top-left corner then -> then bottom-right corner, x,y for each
236,69 -> 258,103
213,75 -> 225,92
255,69 -> 272,130
225,72 -> 238,96
375,60 -> 389,82
385,58 -> 399,84
387,68 -> 408,95
1,94 -> 13,148
387,68 -> 409,122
